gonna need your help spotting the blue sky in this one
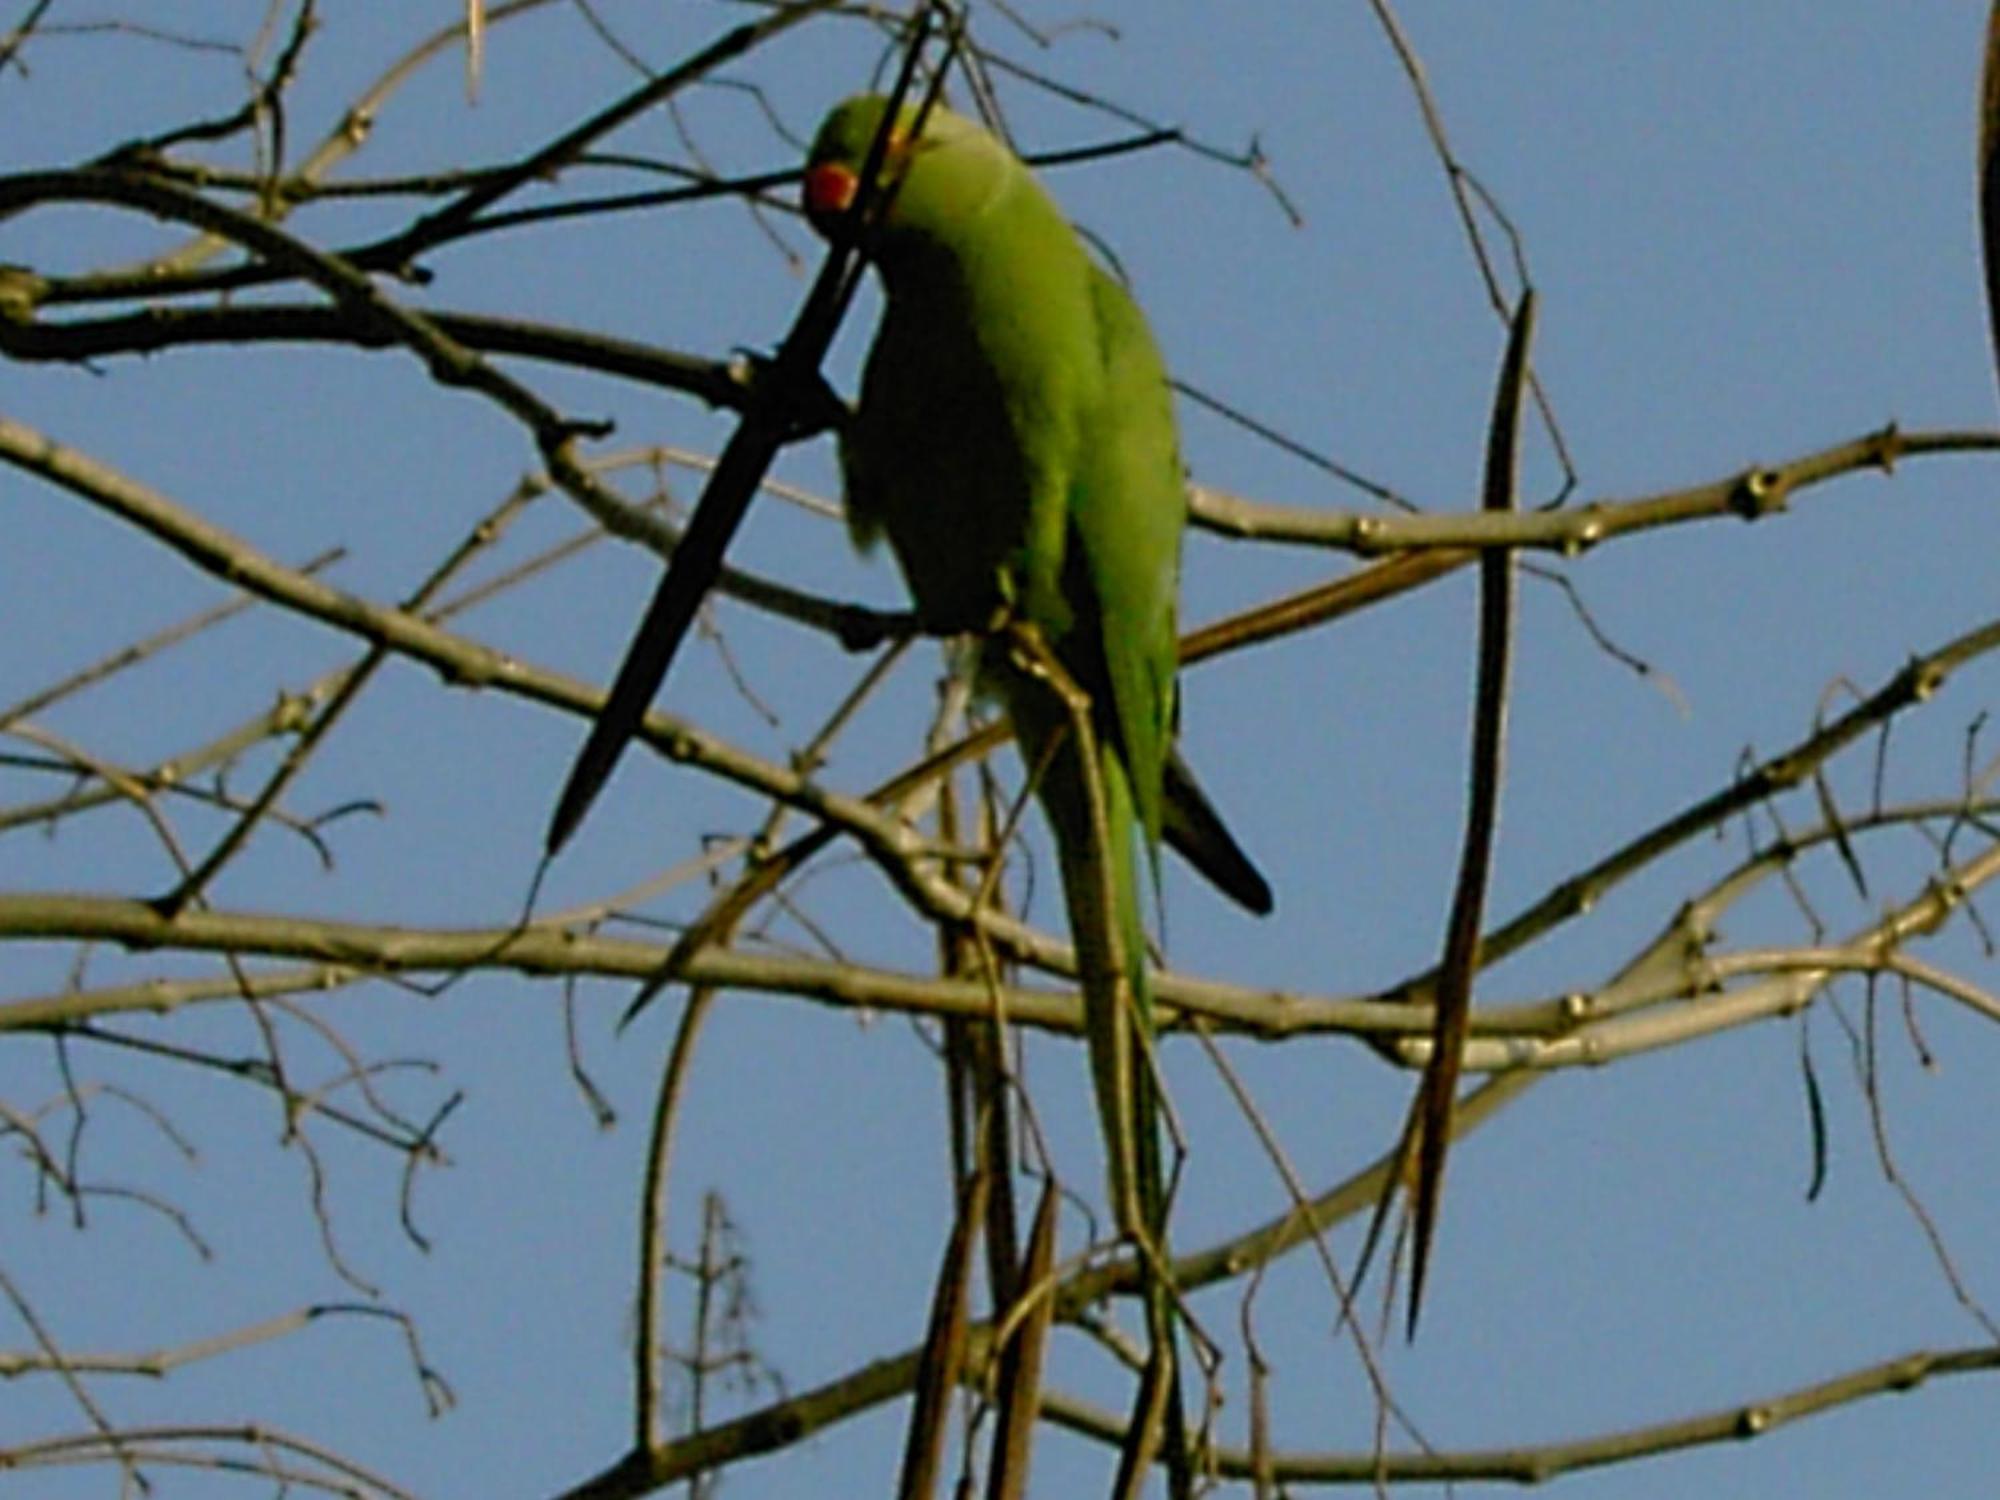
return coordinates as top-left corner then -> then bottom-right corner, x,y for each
3,3 -> 1998,1496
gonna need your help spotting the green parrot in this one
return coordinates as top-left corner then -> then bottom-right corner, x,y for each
801,95 -> 1270,1257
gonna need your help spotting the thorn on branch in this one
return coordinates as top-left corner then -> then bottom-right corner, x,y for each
1728,467 -> 1788,520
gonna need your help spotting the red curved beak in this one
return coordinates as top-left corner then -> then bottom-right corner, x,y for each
803,161 -> 858,231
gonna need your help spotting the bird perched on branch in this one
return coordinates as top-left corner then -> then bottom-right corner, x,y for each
803,90 -> 1272,1491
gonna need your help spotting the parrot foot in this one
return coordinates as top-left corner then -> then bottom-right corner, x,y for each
727,346 -> 851,439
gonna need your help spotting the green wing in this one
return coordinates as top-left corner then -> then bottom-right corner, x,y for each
1063,262 -> 1184,857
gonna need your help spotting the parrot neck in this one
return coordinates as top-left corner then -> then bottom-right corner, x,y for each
866,137 -> 1014,285
867,235 -> 955,295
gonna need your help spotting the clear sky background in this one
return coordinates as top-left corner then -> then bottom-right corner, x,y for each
4,3 -> 1999,1497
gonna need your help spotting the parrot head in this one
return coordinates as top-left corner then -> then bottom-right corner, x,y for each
802,94 -> 1005,251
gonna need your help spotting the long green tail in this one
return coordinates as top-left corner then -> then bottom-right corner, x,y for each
1034,718 -> 1188,1498
1034,726 -> 1155,1239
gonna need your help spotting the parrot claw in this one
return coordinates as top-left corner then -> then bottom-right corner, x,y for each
728,347 -> 851,438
